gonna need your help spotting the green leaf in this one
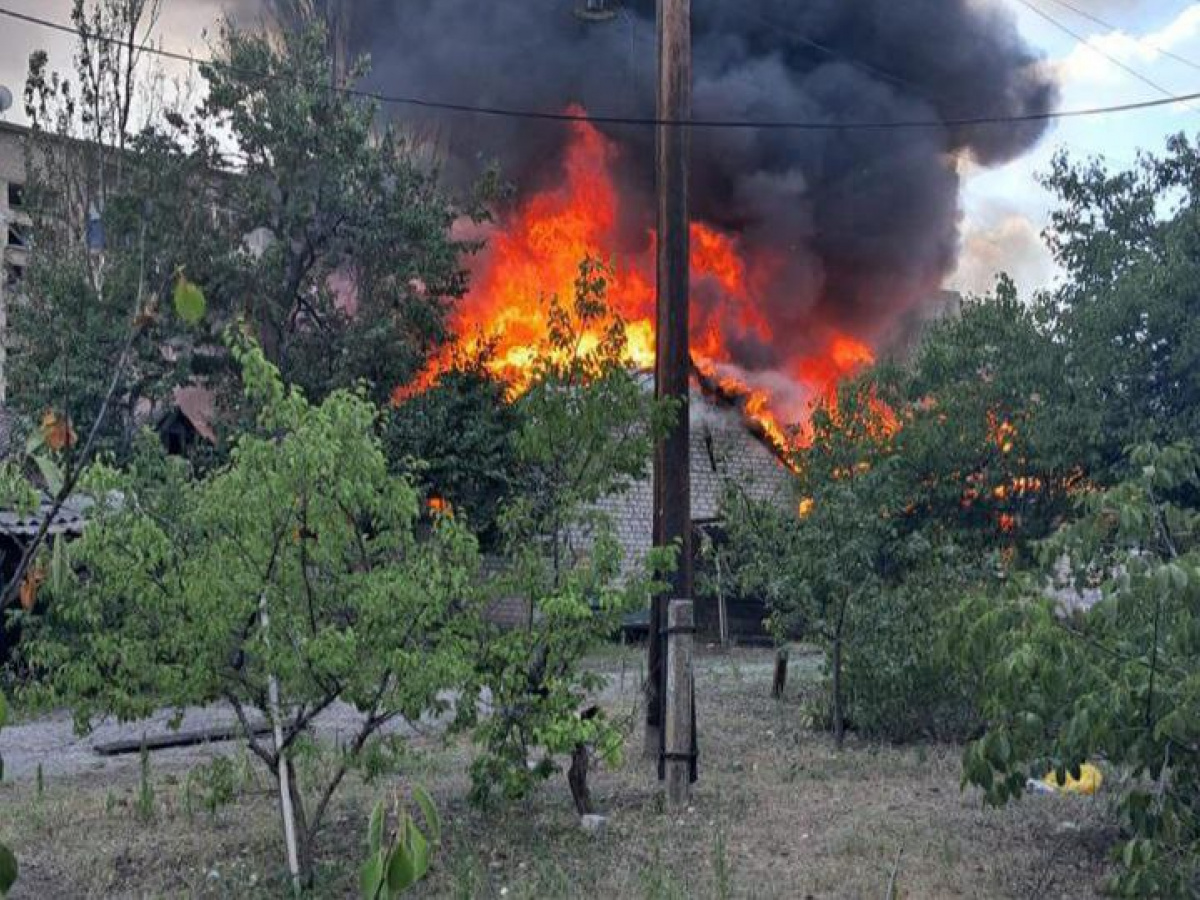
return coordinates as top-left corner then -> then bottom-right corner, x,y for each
412,785 -> 440,844
359,852 -> 384,900
0,842 -> 17,896
0,691 -> 7,730
995,732 -> 1011,767
367,800 -> 385,854
173,277 -> 207,326
31,452 -> 64,496
386,842 -> 417,893
408,824 -> 430,881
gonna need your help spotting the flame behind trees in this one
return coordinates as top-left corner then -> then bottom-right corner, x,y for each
405,114 -> 881,451
722,276 -> 1090,744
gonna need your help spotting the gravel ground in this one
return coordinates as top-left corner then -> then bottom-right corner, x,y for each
0,702 -> 425,782
0,649 -> 783,784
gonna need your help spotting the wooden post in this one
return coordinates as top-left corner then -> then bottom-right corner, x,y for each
665,599 -> 694,808
716,547 -> 730,649
647,0 -> 694,768
772,647 -> 789,699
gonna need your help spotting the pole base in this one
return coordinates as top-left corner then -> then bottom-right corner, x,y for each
643,724 -> 661,761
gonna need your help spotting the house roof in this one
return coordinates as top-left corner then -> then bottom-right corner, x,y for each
172,385 -> 217,444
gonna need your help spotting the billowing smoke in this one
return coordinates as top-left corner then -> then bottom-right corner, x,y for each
267,0 -> 1057,381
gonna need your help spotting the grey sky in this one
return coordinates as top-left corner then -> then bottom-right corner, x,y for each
0,0 -> 254,124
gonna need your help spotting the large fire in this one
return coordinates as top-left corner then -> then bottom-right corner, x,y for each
403,112 -> 880,454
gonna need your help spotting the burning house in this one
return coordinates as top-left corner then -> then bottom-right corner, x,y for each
8,1 -> 1058,459
254,0 -> 1055,634
596,380 -> 795,638
283,0 -> 1057,444
484,375 -> 796,636
0,2 -> 1057,643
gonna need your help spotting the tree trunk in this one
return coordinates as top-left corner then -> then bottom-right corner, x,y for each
286,757 -> 316,891
831,636 -> 845,750
568,742 -> 593,816
771,647 -> 789,699
260,587 -> 303,895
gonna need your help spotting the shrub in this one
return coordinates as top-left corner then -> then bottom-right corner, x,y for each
22,334 -> 482,889
958,443 -> 1200,896
724,384 -> 987,745
466,260 -> 674,808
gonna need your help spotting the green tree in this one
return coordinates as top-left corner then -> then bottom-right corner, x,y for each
195,15 -> 479,408
22,333 -> 481,890
14,0 -> 217,456
1040,140 -> 1200,466
722,285 -> 1077,744
12,6 -> 480,457
384,351 -> 522,551
3,0 -> 216,619
467,259 -> 674,810
726,382 -> 981,746
5,1 -> 478,632
957,442 -> 1200,896
899,278 -> 1085,548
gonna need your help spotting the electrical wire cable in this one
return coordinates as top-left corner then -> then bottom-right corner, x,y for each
1011,0 -> 1177,99
1038,0 -> 1200,75
4,5 -> 1200,132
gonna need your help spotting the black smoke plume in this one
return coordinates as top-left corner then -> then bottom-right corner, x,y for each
264,0 -> 1057,378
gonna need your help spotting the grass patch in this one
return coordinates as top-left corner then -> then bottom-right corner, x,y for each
0,648 -> 1117,898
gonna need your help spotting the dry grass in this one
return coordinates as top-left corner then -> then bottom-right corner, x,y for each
0,647 -> 1116,898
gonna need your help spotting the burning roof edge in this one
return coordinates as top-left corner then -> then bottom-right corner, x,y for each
627,366 -> 796,471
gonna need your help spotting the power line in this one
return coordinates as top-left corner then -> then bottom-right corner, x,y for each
1011,0 -> 1177,99
1039,0 -> 1200,75
3,5 -> 1200,132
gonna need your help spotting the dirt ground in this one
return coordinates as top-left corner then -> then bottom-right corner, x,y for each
0,647 -> 1116,899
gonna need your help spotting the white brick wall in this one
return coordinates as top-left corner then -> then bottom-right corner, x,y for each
592,387 -> 795,578
484,389 -> 796,627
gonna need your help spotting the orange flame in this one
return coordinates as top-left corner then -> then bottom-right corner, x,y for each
405,109 -> 884,453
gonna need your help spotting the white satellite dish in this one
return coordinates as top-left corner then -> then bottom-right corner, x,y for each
0,86 -> 13,116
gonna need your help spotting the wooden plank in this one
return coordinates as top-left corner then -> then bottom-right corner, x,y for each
665,598 -> 695,809
93,721 -> 271,756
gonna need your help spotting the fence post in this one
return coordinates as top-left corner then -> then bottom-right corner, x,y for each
665,598 -> 694,809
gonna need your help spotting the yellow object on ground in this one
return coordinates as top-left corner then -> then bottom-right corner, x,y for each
1042,763 -> 1103,795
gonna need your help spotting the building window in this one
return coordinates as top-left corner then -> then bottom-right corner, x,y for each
6,225 -> 26,249
6,182 -> 24,210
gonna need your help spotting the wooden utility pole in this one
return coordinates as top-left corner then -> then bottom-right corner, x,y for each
647,0 -> 696,797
